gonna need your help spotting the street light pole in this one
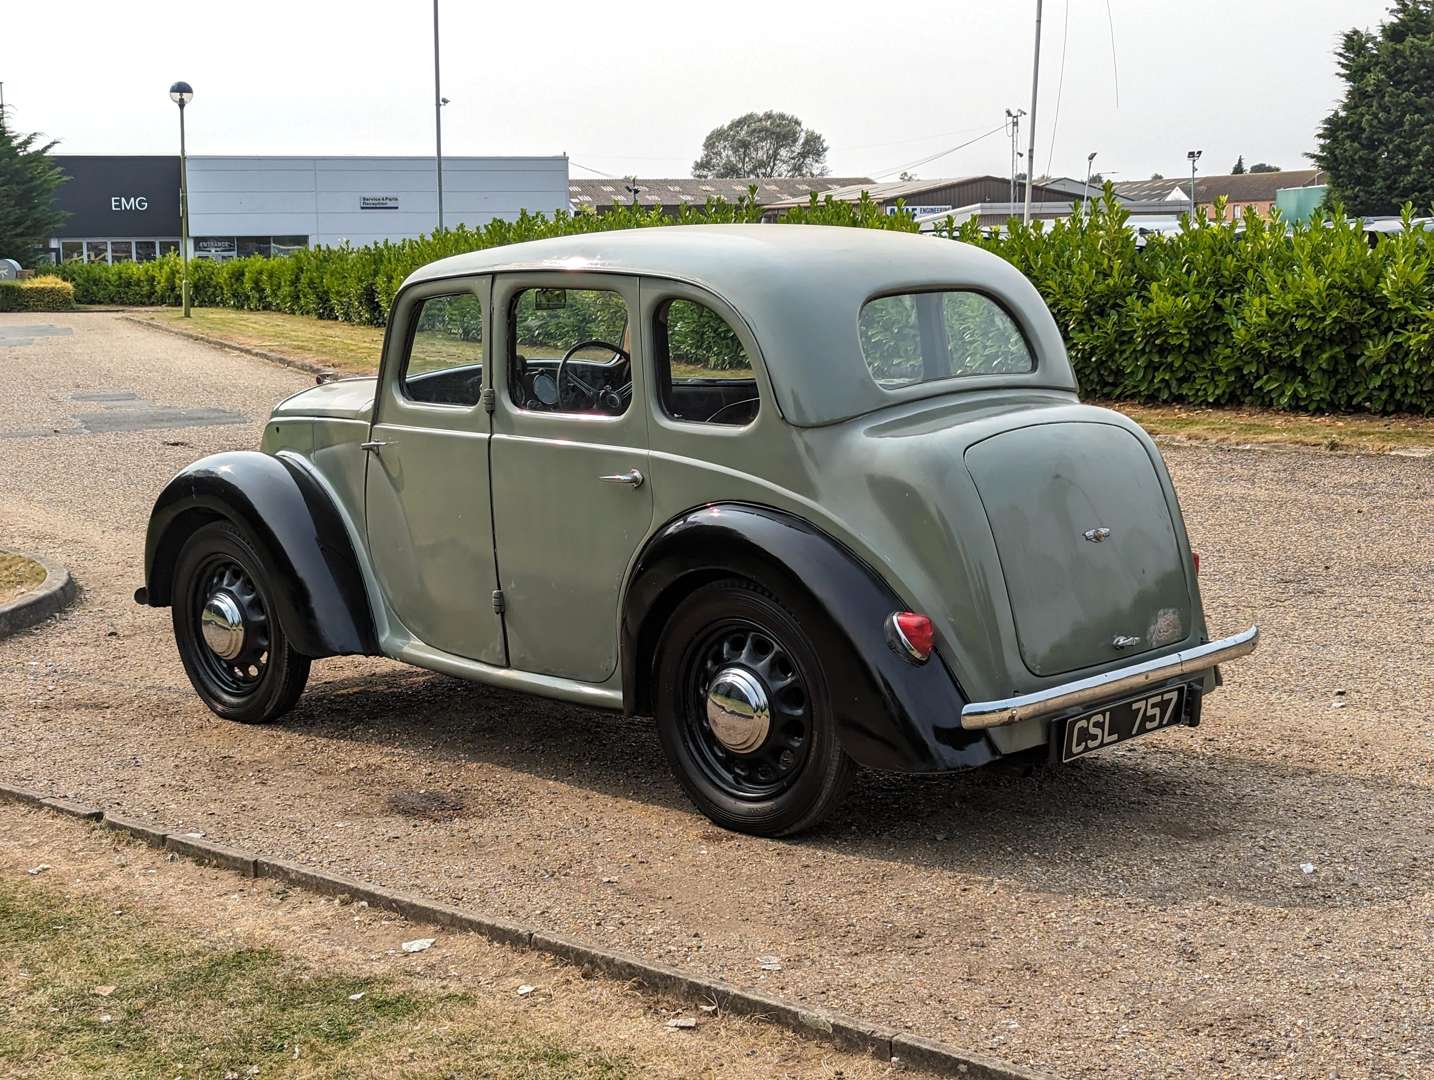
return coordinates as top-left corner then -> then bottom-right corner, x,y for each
169,82 -> 194,318
1186,148 -> 1203,219
433,0 -> 444,232
1023,0 -> 1044,224
1083,151 -> 1097,214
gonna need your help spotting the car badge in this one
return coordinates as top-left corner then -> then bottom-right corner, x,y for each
1084,527 -> 1111,543
1112,634 -> 1142,650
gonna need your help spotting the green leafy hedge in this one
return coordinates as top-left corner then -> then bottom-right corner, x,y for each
0,275 -> 76,312
43,188 -> 1434,414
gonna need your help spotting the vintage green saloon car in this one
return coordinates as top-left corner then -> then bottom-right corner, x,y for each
137,225 -> 1258,835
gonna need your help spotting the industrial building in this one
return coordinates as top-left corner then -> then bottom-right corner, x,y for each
48,154 -> 570,263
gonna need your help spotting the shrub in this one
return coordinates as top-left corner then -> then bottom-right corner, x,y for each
41,186 -> 1434,414
0,275 -> 76,312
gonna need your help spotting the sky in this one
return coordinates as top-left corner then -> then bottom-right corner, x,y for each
0,0 -> 1395,185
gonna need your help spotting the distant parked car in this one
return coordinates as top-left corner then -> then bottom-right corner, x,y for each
136,226 -> 1257,836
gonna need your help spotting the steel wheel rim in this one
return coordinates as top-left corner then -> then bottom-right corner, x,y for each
681,620 -> 812,800
188,556 -> 271,696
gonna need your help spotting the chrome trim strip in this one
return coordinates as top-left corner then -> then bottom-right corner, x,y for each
959,625 -> 1260,730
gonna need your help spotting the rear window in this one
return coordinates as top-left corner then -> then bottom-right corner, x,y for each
858,291 -> 1033,389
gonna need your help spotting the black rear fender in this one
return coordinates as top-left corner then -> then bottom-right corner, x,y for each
621,505 -> 998,773
138,451 -> 379,659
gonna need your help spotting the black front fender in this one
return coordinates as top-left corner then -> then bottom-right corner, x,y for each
622,504 -> 999,773
138,451 -> 379,659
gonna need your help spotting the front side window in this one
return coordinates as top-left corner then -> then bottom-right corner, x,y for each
402,292 -> 484,407
509,286 -> 631,416
858,290 -> 1033,390
654,298 -> 759,426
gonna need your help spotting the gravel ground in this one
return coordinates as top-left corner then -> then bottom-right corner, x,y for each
1,312 -> 1430,1079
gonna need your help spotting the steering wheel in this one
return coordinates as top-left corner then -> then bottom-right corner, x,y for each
557,339 -> 630,412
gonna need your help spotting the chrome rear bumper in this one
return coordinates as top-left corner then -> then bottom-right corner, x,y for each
959,626 -> 1260,730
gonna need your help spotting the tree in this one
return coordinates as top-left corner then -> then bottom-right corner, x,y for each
692,111 -> 829,178
1231,155 -> 1246,174
1315,0 -> 1434,215
1248,162 -> 1281,173
1149,172 -> 1165,180
0,123 -> 67,265
898,171 -> 919,182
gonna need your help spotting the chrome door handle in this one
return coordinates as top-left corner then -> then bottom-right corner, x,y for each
360,441 -> 390,452
599,468 -> 644,488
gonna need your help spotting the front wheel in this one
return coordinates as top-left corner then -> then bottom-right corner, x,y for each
171,520 -> 310,723
654,579 -> 854,836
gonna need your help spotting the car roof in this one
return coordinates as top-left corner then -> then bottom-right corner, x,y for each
406,224 -> 1076,426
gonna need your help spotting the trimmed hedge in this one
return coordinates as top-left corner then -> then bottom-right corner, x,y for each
0,275 -> 76,312
43,189 -> 1434,414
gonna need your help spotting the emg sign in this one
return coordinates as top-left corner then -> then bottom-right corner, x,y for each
111,196 -> 150,211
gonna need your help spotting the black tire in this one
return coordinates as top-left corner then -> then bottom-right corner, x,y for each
654,578 -> 854,837
171,520 -> 310,724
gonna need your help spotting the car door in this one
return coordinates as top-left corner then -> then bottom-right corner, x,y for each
489,272 -> 653,682
364,277 -> 505,665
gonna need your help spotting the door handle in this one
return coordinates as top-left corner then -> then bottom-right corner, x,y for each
599,468 -> 644,488
360,441 -> 390,452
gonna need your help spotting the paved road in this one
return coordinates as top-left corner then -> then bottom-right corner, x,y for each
2,312 -> 1431,1079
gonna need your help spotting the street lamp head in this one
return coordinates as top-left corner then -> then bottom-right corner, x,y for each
169,81 -> 194,106
1087,151 -> 1098,163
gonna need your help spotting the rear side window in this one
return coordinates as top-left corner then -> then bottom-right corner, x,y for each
858,291 -> 1033,390
654,298 -> 759,426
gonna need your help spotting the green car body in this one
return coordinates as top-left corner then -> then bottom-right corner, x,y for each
140,225 -> 1257,834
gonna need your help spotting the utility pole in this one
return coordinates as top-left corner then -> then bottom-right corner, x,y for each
1004,108 -> 1025,212
1023,0 -> 1044,224
433,0 -> 445,232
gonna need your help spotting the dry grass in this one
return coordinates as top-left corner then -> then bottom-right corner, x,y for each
0,553 -> 45,605
1105,401 -> 1434,454
136,308 -> 385,374
134,309 -> 1434,451
0,808 -> 919,1080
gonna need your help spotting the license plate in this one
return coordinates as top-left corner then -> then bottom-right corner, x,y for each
1058,685 -> 1188,763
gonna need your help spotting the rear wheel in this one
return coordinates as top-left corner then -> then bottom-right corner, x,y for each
171,520 -> 310,723
654,578 -> 853,836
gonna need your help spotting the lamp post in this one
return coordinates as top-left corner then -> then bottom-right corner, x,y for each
1186,148 -> 1202,218
169,81 -> 194,318
433,0 -> 446,232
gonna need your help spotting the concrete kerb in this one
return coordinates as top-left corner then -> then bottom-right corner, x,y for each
0,781 -> 1053,1080
0,553 -> 78,638
120,314 -> 334,378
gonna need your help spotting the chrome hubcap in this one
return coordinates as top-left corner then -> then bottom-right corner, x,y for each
705,666 -> 771,754
200,591 -> 246,661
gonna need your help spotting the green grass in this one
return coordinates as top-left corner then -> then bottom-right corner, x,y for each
0,880 -> 637,1079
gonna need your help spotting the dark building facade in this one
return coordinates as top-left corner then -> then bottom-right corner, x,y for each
50,156 -> 182,264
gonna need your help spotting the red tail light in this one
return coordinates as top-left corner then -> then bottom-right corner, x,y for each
1192,551 -> 1201,575
887,611 -> 934,663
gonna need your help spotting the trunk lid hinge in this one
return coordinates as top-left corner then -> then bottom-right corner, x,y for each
491,589 -> 506,614
480,387 -> 496,413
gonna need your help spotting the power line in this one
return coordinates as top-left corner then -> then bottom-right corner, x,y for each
870,122 -> 1007,180
1105,0 -> 1121,108
1045,0 -> 1071,178
569,159 -> 621,178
